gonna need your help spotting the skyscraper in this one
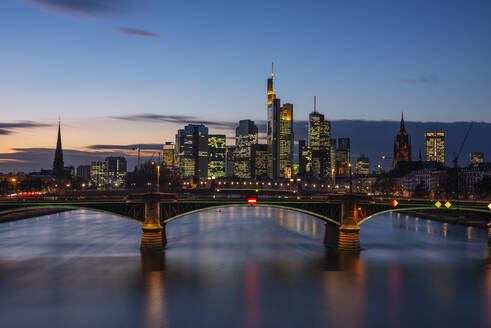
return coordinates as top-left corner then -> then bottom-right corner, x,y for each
424,132 -> 445,165
208,134 -> 226,178
52,120 -> 65,177
175,124 -> 209,179
234,120 -> 258,178
392,113 -> 412,169
267,65 -> 281,179
279,103 -> 294,178
308,97 -> 331,178
162,142 -> 175,170
175,129 -> 194,178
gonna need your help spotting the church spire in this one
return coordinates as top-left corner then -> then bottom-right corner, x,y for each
52,119 -> 65,177
400,112 -> 405,131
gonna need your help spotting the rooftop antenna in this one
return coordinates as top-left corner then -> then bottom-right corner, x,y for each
271,61 -> 274,77
314,96 -> 317,113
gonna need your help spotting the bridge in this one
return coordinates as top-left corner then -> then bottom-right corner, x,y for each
0,194 -> 489,252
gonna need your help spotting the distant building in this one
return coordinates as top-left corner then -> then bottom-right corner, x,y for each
330,139 -> 336,179
90,161 -> 107,188
52,121 -> 65,177
424,132 -> 445,165
106,156 -> 127,187
76,165 -> 91,181
298,139 -> 311,176
64,166 -> 74,177
279,103 -> 294,178
356,154 -> 370,175
309,97 -> 331,178
208,134 -> 226,178
234,120 -> 258,178
336,138 -> 350,177
392,113 -> 412,169
175,124 -> 209,179
252,144 -> 269,178
163,142 -> 175,170
470,152 -> 484,165
292,163 -> 299,177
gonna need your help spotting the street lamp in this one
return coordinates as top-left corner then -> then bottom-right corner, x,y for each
349,163 -> 353,195
156,165 -> 160,192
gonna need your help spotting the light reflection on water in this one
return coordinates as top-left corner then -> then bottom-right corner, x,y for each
0,207 -> 489,328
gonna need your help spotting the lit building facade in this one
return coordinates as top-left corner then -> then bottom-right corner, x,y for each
175,124 -> 209,179
392,113 -> 412,169
356,154 -> 370,175
90,161 -> 107,188
106,156 -> 127,187
308,97 -> 331,178
252,144 -> 269,178
469,152 -> 484,166
208,134 -> 226,178
336,138 -> 350,177
424,132 -> 445,165
234,120 -> 258,178
267,67 -> 281,179
163,142 -> 175,170
226,146 -> 236,177
298,139 -> 312,176
330,139 -> 337,179
279,103 -> 294,178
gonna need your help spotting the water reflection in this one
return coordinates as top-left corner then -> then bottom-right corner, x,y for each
0,208 -> 489,328
142,252 -> 167,328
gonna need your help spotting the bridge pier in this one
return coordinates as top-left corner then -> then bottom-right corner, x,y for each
337,200 -> 361,252
141,194 -> 164,252
323,222 -> 339,249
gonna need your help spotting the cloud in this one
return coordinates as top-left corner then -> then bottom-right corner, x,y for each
402,75 -> 439,84
111,114 -> 238,130
23,0 -> 128,15
87,144 -> 163,150
0,121 -> 52,135
117,28 -> 160,38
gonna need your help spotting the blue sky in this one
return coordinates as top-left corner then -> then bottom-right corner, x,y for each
0,0 -> 490,171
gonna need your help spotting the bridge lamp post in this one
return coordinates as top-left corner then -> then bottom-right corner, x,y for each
349,163 -> 353,195
156,165 -> 160,192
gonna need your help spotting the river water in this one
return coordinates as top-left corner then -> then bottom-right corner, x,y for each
0,207 -> 489,328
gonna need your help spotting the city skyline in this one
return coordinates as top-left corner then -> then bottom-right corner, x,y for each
1,1 -> 491,169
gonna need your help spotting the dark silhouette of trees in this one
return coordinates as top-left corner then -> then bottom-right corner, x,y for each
126,161 -> 181,192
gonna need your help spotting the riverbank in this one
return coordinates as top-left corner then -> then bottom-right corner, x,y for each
400,210 -> 489,229
0,208 -> 72,223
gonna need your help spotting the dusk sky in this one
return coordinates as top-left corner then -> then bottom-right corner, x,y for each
1,0 -> 491,171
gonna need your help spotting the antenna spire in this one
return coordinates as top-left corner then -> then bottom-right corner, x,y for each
271,61 -> 274,77
314,96 -> 317,113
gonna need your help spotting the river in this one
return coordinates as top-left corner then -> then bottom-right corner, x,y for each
0,207 -> 489,327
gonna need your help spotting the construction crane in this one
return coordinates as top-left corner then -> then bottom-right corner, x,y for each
132,145 -> 141,168
453,122 -> 473,169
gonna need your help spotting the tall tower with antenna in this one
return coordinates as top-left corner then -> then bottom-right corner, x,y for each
267,62 -> 281,179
